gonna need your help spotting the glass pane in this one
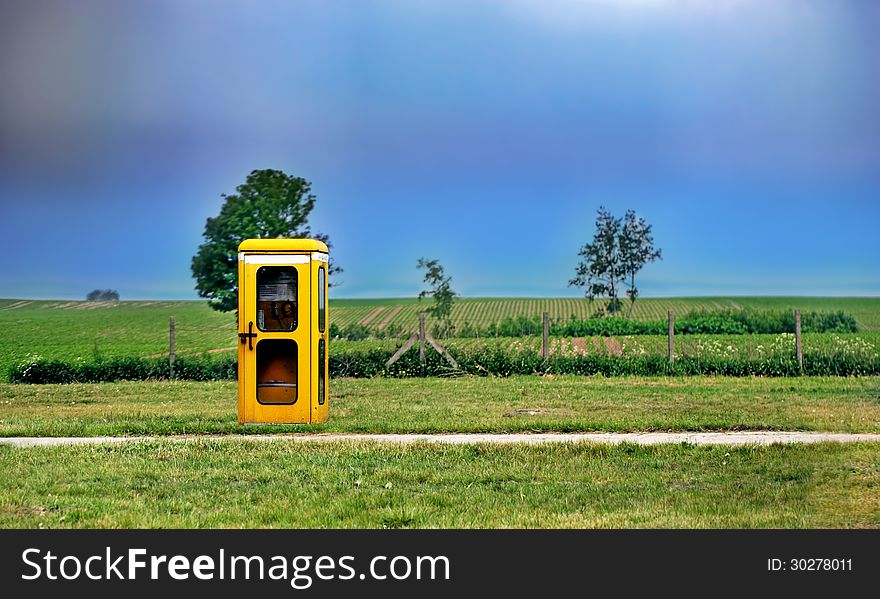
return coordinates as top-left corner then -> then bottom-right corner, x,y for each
256,339 -> 297,405
318,267 -> 326,333
318,338 -> 326,405
257,266 -> 297,332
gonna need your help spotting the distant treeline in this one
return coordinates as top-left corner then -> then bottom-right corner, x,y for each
86,289 -> 120,301
329,309 -> 858,340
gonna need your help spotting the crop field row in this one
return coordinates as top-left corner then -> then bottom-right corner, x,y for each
329,297 -> 880,332
328,298 -> 743,329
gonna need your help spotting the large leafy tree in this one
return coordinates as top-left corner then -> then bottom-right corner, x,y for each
191,169 -> 341,312
620,209 -> 662,317
417,258 -> 458,337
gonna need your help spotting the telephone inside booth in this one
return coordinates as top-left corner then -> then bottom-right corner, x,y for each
256,266 -> 297,332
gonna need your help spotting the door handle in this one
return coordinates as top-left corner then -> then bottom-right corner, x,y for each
238,321 -> 258,350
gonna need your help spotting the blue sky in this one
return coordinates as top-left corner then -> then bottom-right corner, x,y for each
1,0 -> 878,299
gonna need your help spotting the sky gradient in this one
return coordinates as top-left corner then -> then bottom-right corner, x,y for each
1,0 -> 878,299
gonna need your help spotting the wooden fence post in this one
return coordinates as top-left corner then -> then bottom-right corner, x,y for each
419,312 -> 426,376
795,309 -> 803,372
169,316 -> 176,379
542,311 -> 549,360
667,310 -> 674,363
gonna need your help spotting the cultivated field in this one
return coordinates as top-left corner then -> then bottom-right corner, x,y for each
2,297 -> 879,381
0,299 -> 234,381
328,297 -> 880,331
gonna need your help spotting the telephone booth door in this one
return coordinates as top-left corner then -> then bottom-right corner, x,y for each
239,254 -> 311,424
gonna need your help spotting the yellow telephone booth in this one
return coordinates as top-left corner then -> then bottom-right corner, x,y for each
237,238 -> 329,424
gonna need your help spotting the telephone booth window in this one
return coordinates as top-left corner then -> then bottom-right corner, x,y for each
318,338 -> 326,405
318,266 -> 326,333
256,339 -> 297,405
256,266 -> 297,332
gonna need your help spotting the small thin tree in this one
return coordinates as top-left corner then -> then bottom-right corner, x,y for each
620,210 -> 662,318
417,258 -> 457,338
568,207 -> 625,314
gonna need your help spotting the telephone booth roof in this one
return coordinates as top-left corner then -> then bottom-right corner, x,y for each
238,238 -> 328,253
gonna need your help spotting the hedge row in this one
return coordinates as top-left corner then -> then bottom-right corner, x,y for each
672,309 -> 858,335
330,309 -> 859,340
9,355 -> 237,384
548,309 -> 856,336
9,345 -> 879,383
332,346 -> 878,378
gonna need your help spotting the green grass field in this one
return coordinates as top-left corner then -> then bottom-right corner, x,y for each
1,440 -> 877,528
2,376 -> 879,437
2,297 -> 879,529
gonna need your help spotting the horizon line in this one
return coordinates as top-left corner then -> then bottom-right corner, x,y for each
2,294 -> 879,303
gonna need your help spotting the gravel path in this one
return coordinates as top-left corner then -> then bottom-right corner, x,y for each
1,431 -> 879,448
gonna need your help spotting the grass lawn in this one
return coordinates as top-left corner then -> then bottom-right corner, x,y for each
1,375 -> 879,437
0,440 -> 877,528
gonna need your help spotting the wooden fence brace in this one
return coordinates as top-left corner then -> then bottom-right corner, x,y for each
385,313 -> 459,370
169,316 -> 176,379
425,332 -> 459,369
542,311 -> 549,360
795,309 -> 803,371
385,332 -> 419,368
667,310 -> 674,363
